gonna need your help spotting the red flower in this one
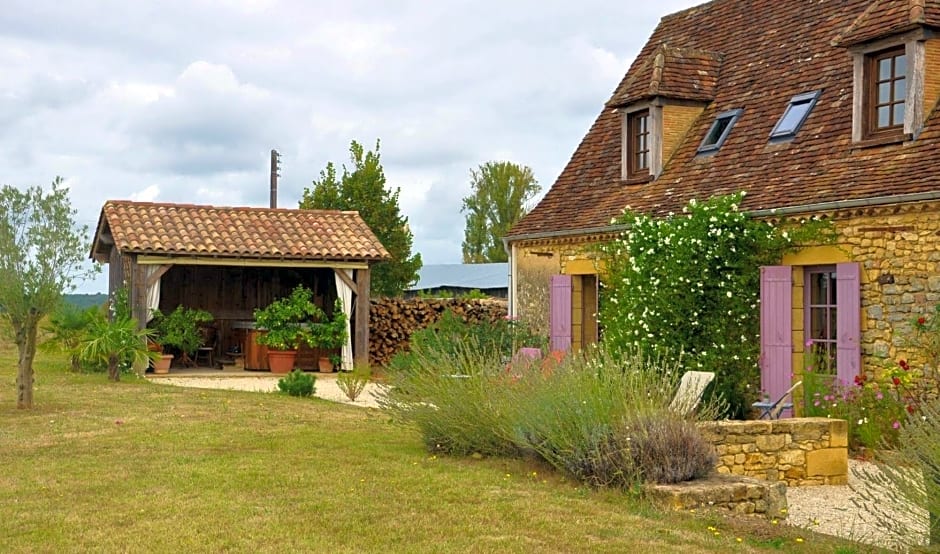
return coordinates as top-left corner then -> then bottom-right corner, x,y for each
918,317 -> 927,326
899,359 -> 910,371
854,374 -> 867,386
907,404 -> 916,414
892,376 -> 901,386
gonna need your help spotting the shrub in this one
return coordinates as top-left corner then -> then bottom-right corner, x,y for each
337,364 -> 371,402
277,370 -> 316,397
623,415 -> 716,484
381,343 -> 720,488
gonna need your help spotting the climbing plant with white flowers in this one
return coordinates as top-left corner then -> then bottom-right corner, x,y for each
599,192 -> 831,417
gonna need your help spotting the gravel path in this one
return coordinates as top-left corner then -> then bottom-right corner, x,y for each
150,374 -> 385,408
150,375 -> 929,549
785,459 -> 928,550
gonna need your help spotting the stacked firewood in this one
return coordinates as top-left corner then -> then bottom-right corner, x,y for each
369,297 -> 507,367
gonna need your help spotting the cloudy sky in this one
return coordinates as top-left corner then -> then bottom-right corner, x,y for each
1,0 -> 702,293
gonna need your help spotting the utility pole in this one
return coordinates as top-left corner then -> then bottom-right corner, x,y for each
270,149 -> 281,208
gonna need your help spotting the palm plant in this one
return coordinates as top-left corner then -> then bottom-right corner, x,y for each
81,315 -> 159,381
41,303 -> 101,372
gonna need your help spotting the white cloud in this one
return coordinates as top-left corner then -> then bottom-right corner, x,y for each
130,185 -> 161,202
0,0 -> 705,292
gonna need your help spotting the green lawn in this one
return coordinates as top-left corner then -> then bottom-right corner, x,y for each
0,343 -> 869,553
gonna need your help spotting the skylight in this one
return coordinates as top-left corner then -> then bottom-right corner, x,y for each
697,109 -> 742,153
770,91 -> 821,139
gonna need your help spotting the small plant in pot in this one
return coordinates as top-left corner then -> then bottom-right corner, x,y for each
149,305 -> 214,372
309,299 -> 348,373
253,285 -> 324,374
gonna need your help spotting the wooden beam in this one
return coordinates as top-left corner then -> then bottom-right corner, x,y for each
145,264 -> 173,288
136,255 -> 368,270
354,268 -> 371,368
333,268 -> 357,296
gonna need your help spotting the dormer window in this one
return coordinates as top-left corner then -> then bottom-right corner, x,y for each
697,109 -> 742,154
866,47 -> 906,136
770,91 -> 820,139
627,110 -> 650,178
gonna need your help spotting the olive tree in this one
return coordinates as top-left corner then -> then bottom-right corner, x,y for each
0,178 -> 96,408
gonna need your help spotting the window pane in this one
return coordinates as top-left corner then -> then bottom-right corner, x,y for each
878,106 -> 891,127
777,103 -> 806,134
829,272 -> 837,303
895,54 -> 907,77
704,117 -> 731,146
810,308 -> 828,340
640,152 -> 648,169
830,308 -> 837,339
894,78 -> 906,101
893,103 -> 905,125
879,57 -> 893,80
810,273 -> 827,304
878,82 -> 892,103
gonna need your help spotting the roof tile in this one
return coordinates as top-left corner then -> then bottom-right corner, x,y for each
94,201 -> 391,262
509,0 -> 940,239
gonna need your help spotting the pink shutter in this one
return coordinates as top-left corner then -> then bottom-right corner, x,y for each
836,263 -> 861,386
549,274 -> 572,352
760,266 -> 792,416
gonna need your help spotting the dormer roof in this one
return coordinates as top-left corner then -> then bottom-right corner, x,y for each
607,44 -> 723,107
835,0 -> 940,47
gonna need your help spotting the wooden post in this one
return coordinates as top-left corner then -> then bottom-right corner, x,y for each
354,267 -> 371,367
128,257 -> 145,327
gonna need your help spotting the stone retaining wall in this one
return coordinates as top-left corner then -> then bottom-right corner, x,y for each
644,474 -> 787,519
697,417 -> 848,486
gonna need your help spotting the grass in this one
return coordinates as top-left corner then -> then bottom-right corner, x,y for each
0,340 -> 871,553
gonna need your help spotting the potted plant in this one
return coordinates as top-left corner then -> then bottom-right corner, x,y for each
149,306 -> 214,371
309,299 -> 348,373
253,286 -> 324,374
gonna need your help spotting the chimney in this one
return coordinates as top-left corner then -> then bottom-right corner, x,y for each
270,149 -> 280,208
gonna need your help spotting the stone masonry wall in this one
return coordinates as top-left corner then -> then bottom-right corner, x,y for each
836,203 -> 940,378
697,418 -> 848,486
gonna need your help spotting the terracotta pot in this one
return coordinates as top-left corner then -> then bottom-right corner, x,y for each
318,356 -> 334,373
267,350 -> 297,374
153,354 -> 174,374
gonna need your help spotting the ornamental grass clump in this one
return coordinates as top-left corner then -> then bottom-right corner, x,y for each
853,397 -> 940,549
337,363 -> 371,402
382,336 -> 517,456
381,337 -> 721,489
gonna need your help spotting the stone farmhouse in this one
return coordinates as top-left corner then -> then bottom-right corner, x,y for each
505,0 -> 940,405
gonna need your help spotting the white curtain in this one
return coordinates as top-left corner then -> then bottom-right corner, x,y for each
144,265 -> 162,322
334,269 -> 354,370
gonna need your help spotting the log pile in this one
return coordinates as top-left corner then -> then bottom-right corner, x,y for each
369,297 -> 507,367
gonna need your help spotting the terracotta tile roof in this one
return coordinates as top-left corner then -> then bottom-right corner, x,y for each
608,45 -> 722,106
835,0 -> 940,46
92,201 -> 390,262
508,0 -> 940,239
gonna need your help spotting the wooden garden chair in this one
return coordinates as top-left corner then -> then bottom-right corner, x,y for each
668,371 -> 715,417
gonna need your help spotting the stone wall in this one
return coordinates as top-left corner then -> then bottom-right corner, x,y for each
644,474 -> 787,519
839,203 -> 940,377
697,417 -> 848,486
778,201 -> 940,381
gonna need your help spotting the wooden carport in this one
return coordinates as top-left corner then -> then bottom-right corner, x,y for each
90,201 -> 390,368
